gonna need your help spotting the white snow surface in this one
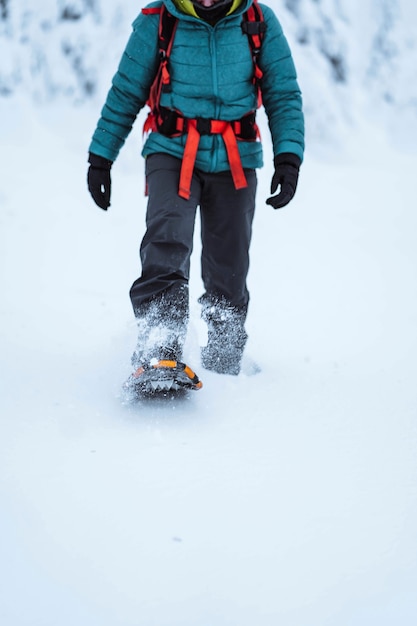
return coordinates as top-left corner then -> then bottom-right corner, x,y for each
1,96 -> 417,626
2,0 -> 417,146
1,1 -> 417,623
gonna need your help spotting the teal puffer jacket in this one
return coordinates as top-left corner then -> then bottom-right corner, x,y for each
89,0 -> 304,172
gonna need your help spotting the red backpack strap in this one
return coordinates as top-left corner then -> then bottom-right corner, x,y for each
242,0 -> 267,107
141,7 -> 162,15
144,5 -> 178,125
157,7 -> 178,89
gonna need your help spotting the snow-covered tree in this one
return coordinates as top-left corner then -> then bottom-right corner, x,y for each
0,0 -> 416,142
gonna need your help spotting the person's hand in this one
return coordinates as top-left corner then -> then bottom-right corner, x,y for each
87,153 -> 113,210
266,153 -> 301,209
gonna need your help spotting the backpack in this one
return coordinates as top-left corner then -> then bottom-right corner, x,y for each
142,1 -> 267,199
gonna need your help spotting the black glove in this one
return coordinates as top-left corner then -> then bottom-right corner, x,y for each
87,153 -> 113,210
266,153 -> 301,209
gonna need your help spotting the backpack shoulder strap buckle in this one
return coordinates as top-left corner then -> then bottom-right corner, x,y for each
241,21 -> 267,36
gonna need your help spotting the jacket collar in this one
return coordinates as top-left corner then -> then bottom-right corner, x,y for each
164,0 -> 253,20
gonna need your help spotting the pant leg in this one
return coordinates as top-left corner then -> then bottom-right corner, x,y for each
198,168 -> 257,374
130,153 -> 201,315
130,154 -> 201,363
199,168 -> 257,312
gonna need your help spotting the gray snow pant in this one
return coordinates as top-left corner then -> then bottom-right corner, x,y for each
130,153 -> 257,366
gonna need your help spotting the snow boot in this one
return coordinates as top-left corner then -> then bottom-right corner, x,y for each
131,325 -> 183,369
201,325 -> 247,375
200,298 -> 248,375
125,321 -> 202,398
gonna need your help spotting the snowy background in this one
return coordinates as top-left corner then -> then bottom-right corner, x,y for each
1,1 -> 417,625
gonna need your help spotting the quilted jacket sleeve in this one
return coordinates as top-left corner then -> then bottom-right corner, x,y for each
88,9 -> 160,162
259,4 -> 305,162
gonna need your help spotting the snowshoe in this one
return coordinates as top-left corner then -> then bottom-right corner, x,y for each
123,359 -> 203,399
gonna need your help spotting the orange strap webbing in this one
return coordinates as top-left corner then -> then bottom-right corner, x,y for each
179,119 -> 248,200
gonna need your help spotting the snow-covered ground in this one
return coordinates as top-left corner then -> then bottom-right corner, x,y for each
1,89 -> 417,625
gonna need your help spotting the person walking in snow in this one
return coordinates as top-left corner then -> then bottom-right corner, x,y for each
87,0 -> 304,390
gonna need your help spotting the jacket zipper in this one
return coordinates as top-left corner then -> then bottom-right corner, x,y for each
209,24 -> 220,171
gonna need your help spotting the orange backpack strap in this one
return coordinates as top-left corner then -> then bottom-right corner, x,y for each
179,120 -> 248,200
